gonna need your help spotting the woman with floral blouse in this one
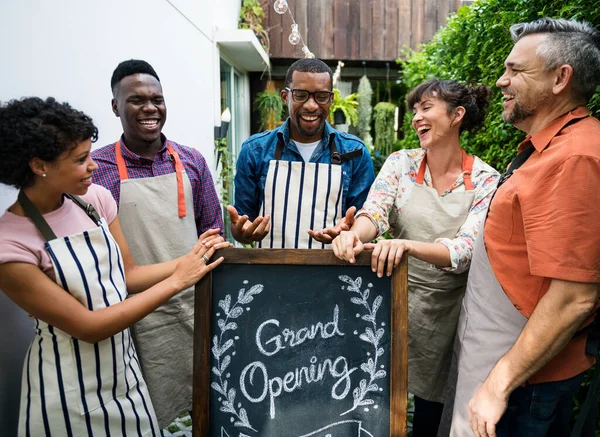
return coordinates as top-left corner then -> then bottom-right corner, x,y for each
332,79 -> 500,437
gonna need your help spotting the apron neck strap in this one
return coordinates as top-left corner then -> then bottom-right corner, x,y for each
275,135 -> 341,163
18,191 -> 101,242
115,139 -> 187,218
416,149 -> 475,190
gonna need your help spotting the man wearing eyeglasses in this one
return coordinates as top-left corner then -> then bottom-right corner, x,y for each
227,58 -> 374,248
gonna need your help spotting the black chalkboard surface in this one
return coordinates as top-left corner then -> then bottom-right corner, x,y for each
193,249 -> 408,437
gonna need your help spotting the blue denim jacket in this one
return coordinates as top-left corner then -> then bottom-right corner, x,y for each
234,119 -> 375,221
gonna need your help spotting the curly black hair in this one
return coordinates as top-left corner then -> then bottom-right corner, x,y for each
111,59 -> 160,94
0,97 -> 98,189
406,79 -> 491,134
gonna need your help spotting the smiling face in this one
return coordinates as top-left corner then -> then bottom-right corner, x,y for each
41,138 -> 97,196
112,73 -> 166,149
411,94 -> 461,149
496,34 -> 555,131
281,71 -> 332,142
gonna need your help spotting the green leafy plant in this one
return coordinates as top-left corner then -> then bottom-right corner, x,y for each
373,102 -> 397,158
255,89 -> 284,130
329,88 -> 360,126
214,137 -> 233,236
239,0 -> 269,52
357,75 -> 374,147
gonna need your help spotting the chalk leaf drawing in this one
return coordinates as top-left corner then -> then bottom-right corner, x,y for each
338,275 -> 387,415
211,282 -> 264,432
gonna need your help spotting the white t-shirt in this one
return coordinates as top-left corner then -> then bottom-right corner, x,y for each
291,139 -> 321,162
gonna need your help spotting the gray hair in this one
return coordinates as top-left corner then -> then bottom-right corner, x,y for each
510,18 -> 600,103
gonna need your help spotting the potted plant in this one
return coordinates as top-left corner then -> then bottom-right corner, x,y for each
328,89 -> 360,131
255,89 -> 284,131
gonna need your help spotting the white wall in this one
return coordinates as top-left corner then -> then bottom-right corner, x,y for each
0,0 -> 243,213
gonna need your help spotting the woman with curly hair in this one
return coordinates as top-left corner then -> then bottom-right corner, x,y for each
0,97 -> 229,436
332,79 -> 500,436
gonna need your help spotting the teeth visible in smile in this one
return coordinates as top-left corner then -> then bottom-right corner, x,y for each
503,94 -> 515,100
301,115 -> 318,121
139,120 -> 159,126
82,177 -> 91,182
418,126 -> 430,134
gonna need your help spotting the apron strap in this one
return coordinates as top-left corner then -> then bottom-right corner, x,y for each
274,134 -> 353,165
114,139 -> 130,181
461,149 -> 475,191
115,138 -> 187,218
166,142 -> 187,218
416,149 -> 475,190
18,191 -> 101,242
18,190 -> 57,241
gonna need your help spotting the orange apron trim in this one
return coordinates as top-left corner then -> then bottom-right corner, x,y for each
114,139 -> 187,218
416,149 -> 475,190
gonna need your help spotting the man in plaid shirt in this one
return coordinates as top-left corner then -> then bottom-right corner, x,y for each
91,59 -> 223,429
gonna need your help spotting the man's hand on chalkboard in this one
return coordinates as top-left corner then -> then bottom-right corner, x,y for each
331,230 -> 364,263
227,205 -> 270,244
364,239 -> 412,277
307,206 -> 356,244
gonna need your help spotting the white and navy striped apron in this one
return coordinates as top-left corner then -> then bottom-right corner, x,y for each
258,137 -> 352,249
17,191 -> 159,437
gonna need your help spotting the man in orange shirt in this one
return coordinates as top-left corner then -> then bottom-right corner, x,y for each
449,18 -> 600,437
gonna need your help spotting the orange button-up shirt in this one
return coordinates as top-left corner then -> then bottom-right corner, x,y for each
485,107 -> 600,383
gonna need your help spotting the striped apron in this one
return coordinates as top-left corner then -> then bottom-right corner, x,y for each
17,192 -> 159,437
258,138 -> 344,249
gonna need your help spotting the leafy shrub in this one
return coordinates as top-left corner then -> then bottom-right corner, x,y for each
373,102 -> 397,158
397,0 -> 600,171
357,76 -> 374,147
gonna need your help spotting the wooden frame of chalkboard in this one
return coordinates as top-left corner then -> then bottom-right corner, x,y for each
192,249 -> 408,437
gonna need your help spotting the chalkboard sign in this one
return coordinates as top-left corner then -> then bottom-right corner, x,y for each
193,249 -> 408,437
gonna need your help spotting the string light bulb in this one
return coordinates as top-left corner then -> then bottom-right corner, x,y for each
302,46 -> 315,58
273,0 -> 288,14
288,23 -> 301,45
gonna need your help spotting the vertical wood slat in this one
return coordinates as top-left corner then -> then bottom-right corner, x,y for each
398,0 -> 412,51
437,0 -> 452,30
372,0 -> 385,59
412,0 -> 424,50
348,0 -> 360,60
423,0 -> 438,42
384,0 -> 399,60
267,0 -> 282,57
333,0 -> 349,60
358,0 -> 373,60
280,0 -> 296,58
307,0 -> 323,59
295,0 -> 309,58
322,0 -> 335,59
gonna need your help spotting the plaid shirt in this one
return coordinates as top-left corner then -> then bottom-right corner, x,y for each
92,135 -> 223,236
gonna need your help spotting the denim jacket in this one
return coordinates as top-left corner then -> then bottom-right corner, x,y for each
234,119 -> 375,221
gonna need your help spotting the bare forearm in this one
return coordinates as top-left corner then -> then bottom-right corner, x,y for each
350,216 -> 378,243
126,258 -> 179,294
80,276 -> 183,343
407,241 -> 451,267
486,279 -> 598,396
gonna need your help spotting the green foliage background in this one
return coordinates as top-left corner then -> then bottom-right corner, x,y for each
397,0 -> 600,171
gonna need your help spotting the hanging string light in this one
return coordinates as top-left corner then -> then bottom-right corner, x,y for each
273,0 -> 314,58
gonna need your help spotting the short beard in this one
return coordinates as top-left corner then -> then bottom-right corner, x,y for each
295,115 -> 325,138
503,102 -> 536,125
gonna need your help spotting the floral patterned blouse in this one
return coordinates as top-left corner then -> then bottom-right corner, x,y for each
357,148 -> 500,273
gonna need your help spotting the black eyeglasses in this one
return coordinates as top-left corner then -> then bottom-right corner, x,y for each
286,88 -> 333,104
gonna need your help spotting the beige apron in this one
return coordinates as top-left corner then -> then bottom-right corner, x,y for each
258,137 -> 343,249
391,150 -> 475,402
448,218 -> 527,437
115,140 -> 198,428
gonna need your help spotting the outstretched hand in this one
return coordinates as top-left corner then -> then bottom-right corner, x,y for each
308,206 -> 357,244
226,205 -> 270,244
